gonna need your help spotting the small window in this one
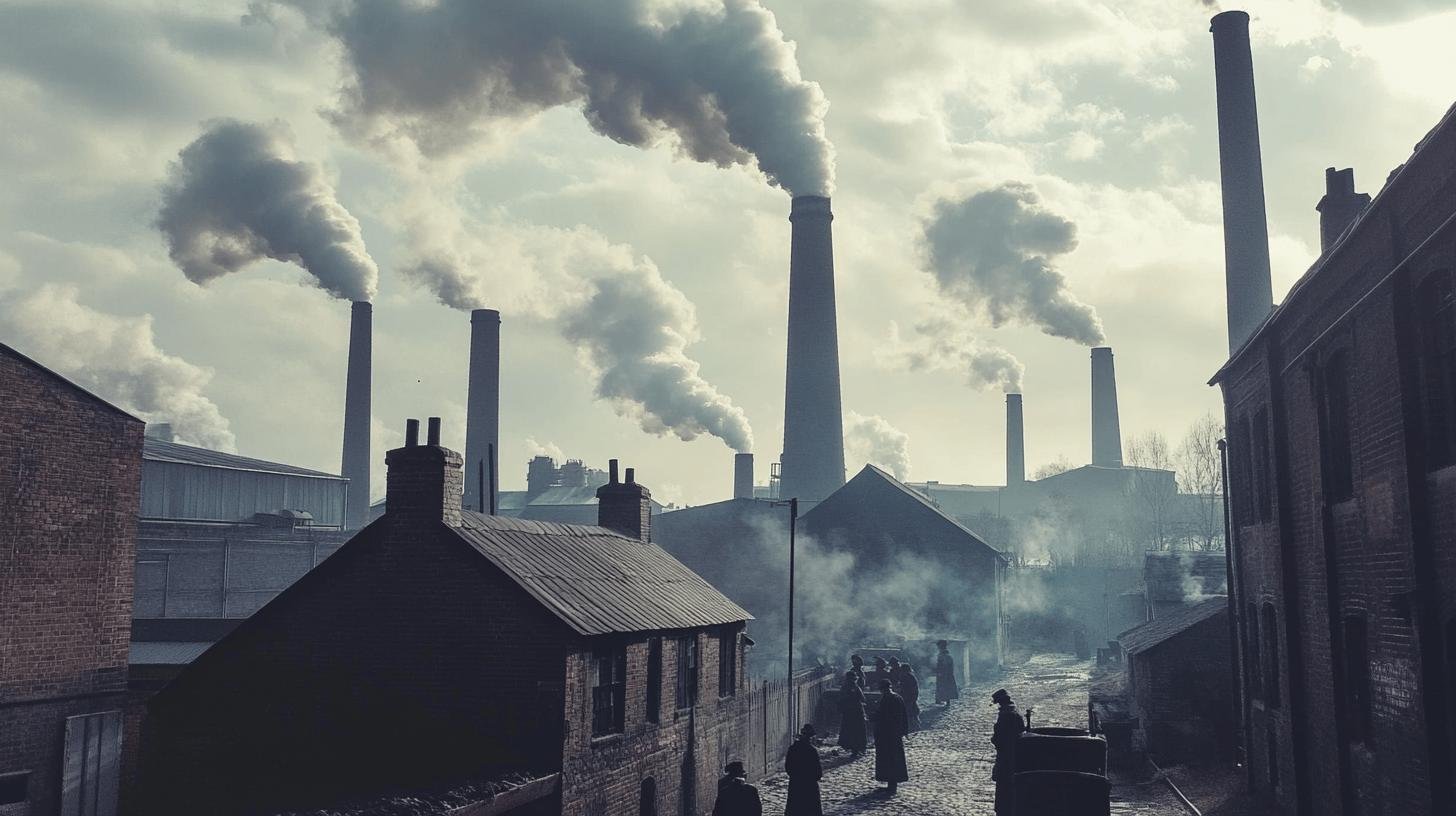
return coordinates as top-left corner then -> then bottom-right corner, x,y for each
1262,603 -> 1281,708
1254,406 -> 1274,522
1320,351 -> 1355,501
1234,416 -> 1257,526
1419,271 -> 1456,469
1344,615 -> 1372,743
1245,602 -> 1262,699
718,630 -> 737,698
0,771 -> 29,805
639,777 -> 657,816
675,635 -> 698,709
646,638 -> 662,724
591,644 -> 627,736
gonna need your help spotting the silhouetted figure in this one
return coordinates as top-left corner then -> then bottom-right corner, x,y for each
934,640 -> 959,705
713,761 -> 762,816
991,688 -> 1025,815
849,654 -> 867,689
874,679 -> 909,794
784,724 -> 823,816
887,657 -> 902,688
898,663 -> 921,732
837,671 -> 868,753
1072,624 -> 1090,659
872,656 -> 889,689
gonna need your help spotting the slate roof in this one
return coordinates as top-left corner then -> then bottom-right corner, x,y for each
1117,596 -> 1228,656
818,465 -> 1008,562
452,511 -> 752,636
144,437 -> 343,480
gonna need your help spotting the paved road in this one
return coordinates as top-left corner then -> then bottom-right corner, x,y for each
755,654 -> 1189,815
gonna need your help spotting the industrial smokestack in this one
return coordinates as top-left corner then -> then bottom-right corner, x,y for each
1006,394 -> 1025,486
1210,10 -> 1275,353
779,195 -> 846,503
463,308 -> 501,513
734,452 -> 754,500
341,301 -> 372,529
1091,347 -> 1122,468
1316,167 -> 1371,253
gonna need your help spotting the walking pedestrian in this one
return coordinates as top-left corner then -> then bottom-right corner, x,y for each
899,663 -> 921,732
874,679 -> 909,795
837,671 -> 868,754
990,688 -> 1026,816
712,761 -> 762,816
848,654 -> 867,689
934,640 -> 959,706
784,724 -> 823,816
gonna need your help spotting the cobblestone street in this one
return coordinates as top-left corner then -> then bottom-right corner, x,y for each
756,654 -> 1190,815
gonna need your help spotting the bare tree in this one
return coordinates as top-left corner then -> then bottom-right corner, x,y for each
1124,431 -> 1177,551
1031,455 -> 1074,481
1176,412 -> 1225,550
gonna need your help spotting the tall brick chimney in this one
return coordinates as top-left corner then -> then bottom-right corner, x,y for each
1006,393 -> 1026,486
596,459 -> 652,543
1091,347 -> 1123,468
341,300 -> 372,529
463,308 -> 501,513
385,417 -> 463,528
733,453 -> 754,500
1316,167 -> 1371,253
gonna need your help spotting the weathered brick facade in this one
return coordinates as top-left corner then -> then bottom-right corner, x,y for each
1215,104 -> 1456,815
0,343 -> 144,815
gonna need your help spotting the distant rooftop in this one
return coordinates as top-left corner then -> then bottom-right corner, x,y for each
1118,596 -> 1228,656
144,438 -> 343,481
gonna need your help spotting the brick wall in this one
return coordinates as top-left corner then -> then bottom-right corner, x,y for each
0,346 -> 144,815
1128,612 -> 1232,763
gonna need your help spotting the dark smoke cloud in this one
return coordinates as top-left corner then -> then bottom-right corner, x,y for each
157,119 -> 379,302
921,182 -> 1105,346
313,0 -> 834,195
882,319 -> 1025,393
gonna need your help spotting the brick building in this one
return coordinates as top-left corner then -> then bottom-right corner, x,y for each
0,341 -> 145,816
1213,103 -> 1456,814
1117,597 -> 1233,763
144,419 -> 755,816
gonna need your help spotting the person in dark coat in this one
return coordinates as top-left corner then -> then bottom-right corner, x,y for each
837,671 -> 868,753
898,663 -> 921,732
934,640 -> 959,705
784,724 -> 823,816
713,761 -> 762,816
874,679 -> 909,794
871,656 -> 889,689
887,657 -> 902,689
990,688 -> 1026,815
849,654 -> 867,689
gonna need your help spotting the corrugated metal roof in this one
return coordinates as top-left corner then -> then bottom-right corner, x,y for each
129,641 -> 215,665
1117,597 -> 1227,656
452,512 -> 752,636
144,438 -> 344,480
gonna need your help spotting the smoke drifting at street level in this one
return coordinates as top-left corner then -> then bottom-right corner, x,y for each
323,0 -> 834,195
0,285 -> 236,451
882,320 -> 1025,393
157,120 -> 379,302
921,183 -> 1104,346
845,411 -> 910,480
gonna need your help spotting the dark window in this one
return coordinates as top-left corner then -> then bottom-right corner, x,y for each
679,751 -> 695,816
1320,351 -> 1355,501
1262,602 -> 1280,708
675,635 -> 698,709
1234,415 -> 1257,526
646,638 -> 662,724
639,777 -> 657,816
1267,725 -> 1280,788
1254,406 -> 1274,522
1344,615 -> 1372,743
1420,271 -> 1456,468
0,771 -> 29,805
1246,602 -> 1262,699
718,630 -> 737,698
591,644 -> 627,736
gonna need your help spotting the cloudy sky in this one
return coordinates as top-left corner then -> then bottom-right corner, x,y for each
1,0 -> 1452,506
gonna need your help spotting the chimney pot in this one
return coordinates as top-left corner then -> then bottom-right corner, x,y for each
385,419 -> 463,527
597,461 -> 652,542
625,467 -> 635,484
405,418 -> 420,447
1316,167 -> 1371,253
608,459 -> 620,484
427,417 -> 441,446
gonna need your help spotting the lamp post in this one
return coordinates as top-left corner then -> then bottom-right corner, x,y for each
772,497 -> 800,728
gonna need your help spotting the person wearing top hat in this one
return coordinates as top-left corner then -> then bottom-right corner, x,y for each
712,761 -> 762,816
990,688 -> 1026,815
849,654 -> 867,689
784,723 -> 823,816
934,640 -> 960,705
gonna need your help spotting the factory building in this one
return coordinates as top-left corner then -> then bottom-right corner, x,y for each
1210,9 -> 1456,814
0,342 -> 145,816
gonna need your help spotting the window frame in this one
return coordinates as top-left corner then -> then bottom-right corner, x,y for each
1319,350 -> 1356,502
591,642 -> 628,737
717,629 -> 737,698
645,637 -> 662,724
675,634 -> 698,710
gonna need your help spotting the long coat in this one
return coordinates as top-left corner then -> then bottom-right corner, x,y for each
784,738 -> 823,816
899,671 -> 921,732
991,704 -> 1025,782
874,691 -> 910,783
837,684 -> 868,751
712,777 -> 763,816
934,651 -> 959,703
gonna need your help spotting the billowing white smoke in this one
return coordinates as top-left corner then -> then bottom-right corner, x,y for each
0,285 -> 236,451
921,182 -> 1105,346
525,437 -> 565,463
844,410 -> 910,480
402,196 -> 754,452
315,0 -> 834,195
157,119 -> 379,302
881,319 -> 1025,393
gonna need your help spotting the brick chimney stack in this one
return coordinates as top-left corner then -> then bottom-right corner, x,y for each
596,459 -> 652,543
385,416 -> 463,528
1316,167 -> 1371,253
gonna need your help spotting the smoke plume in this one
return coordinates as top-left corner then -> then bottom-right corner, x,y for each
921,182 -> 1104,345
314,0 -> 834,195
401,196 -> 754,452
0,285 -> 236,451
157,119 -> 379,302
844,411 -> 911,480
882,319 -> 1025,393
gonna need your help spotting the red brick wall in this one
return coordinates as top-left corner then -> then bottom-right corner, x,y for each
0,346 -> 143,815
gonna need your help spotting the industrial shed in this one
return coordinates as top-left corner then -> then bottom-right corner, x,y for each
1118,596 -> 1232,763
141,437 -> 347,528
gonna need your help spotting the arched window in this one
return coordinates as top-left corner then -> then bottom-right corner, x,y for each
639,777 -> 656,816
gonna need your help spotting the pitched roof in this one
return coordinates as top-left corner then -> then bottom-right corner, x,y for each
813,465 -> 1008,562
1118,596 -> 1228,656
143,437 -> 343,480
0,341 -> 140,421
452,511 -> 752,636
